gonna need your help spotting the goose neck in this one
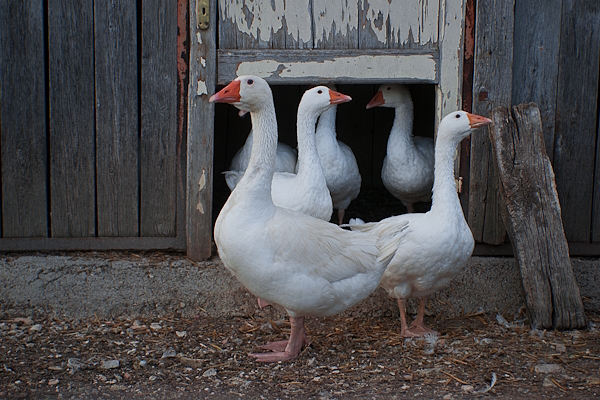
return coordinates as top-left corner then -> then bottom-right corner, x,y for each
430,135 -> 461,214
388,105 -> 415,149
295,107 -> 323,176
316,106 -> 337,137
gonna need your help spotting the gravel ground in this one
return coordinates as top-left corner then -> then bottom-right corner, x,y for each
1,306 -> 599,399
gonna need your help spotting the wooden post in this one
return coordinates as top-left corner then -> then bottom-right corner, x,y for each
489,104 -> 586,330
187,0 -> 216,260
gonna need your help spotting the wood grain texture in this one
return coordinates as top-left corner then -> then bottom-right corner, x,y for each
140,0 -> 178,237
0,0 -> 48,238
553,0 -> 600,243
94,0 -> 139,237
468,0 -> 513,244
358,0 -> 439,49
187,0 -> 216,260
594,114 -> 600,243
217,49 -> 439,85
511,0 -> 561,163
48,0 -> 96,238
490,104 -> 586,330
218,0 -> 312,49
313,0 -> 359,49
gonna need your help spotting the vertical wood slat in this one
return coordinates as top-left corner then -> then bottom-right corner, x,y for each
0,0 -> 48,238
187,0 -> 216,260
358,0 -> 439,50
140,0 -> 178,237
94,0 -> 139,237
48,0 -> 96,238
313,0 -> 359,49
594,113 -> 600,243
553,0 -> 600,243
218,0 -> 312,50
467,0 -> 513,245
511,0 -> 561,163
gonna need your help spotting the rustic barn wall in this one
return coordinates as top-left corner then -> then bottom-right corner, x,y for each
0,0 -> 184,250
468,0 -> 600,248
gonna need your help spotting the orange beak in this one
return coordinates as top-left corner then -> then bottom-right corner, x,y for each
329,89 -> 352,105
209,79 -> 241,103
366,91 -> 384,109
467,113 -> 493,128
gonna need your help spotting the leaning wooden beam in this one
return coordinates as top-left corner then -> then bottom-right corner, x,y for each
489,104 -> 586,330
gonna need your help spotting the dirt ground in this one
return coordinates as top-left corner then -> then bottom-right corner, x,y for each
1,304 -> 599,399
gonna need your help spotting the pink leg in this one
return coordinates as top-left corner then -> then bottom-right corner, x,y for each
397,299 -> 420,338
257,298 -> 271,309
337,209 -> 345,225
250,317 -> 308,362
408,297 -> 436,336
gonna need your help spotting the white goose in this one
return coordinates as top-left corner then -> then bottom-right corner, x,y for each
349,110 -> 492,337
367,84 -> 435,213
210,76 -> 410,362
223,85 -> 346,221
314,103 -> 362,224
225,129 -> 297,190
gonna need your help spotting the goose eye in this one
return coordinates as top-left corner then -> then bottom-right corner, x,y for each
386,87 -> 391,90
455,114 -> 461,118
317,89 -> 323,94
247,79 -> 254,85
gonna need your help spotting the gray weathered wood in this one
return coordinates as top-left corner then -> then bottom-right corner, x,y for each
94,0 -> 139,237
217,49 -> 439,85
313,0 -> 359,49
0,0 -> 48,238
594,114 -> 600,243
48,0 -> 96,237
187,0 -> 217,260
511,0 -> 561,163
553,0 -> 600,243
489,104 -> 586,330
468,0 -> 513,245
140,0 -> 178,237
0,237 -> 184,252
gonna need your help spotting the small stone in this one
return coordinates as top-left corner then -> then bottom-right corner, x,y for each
202,368 -> 217,377
461,385 -> 474,392
162,349 -> 177,358
102,360 -> 120,370
139,360 -> 148,367
150,323 -> 162,330
123,372 -> 132,380
555,344 -> 567,353
13,317 -> 33,326
443,394 -> 452,400
48,379 -> 59,386
179,302 -> 186,308
534,363 -> 563,374
29,324 -> 43,332
149,375 -> 157,381
176,331 -> 187,338
543,377 -> 555,387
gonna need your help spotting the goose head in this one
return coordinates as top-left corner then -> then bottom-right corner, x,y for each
438,111 -> 492,142
209,75 -> 272,113
366,84 -> 411,110
299,85 -> 352,117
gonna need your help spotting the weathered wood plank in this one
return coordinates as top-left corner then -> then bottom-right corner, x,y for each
358,0 -> 439,49
0,237 -> 185,252
468,0 -> 513,244
140,0 -> 178,237
313,0 -> 359,49
553,0 -> 600,243
489,104 -> 586,330
594,115 -> 600,243
0,0 -> 48,238
511,0 -> 561,163
94,0 -> 139,237
187,0 -> 217,260
218,0 -> 312,49
48,0 -> 96,237
218,49 -> 439,85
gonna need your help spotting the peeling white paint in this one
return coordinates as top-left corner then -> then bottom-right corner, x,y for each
197,32 -> 202,44
198,170 -> 206,191
201,57 -> 206,67
197,80 -> 208,96
313,0 -> 359,47
362,0 -> 438,46
196,202 -> 205,213
220,0 -> 312,46
236,54 -> 437,81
